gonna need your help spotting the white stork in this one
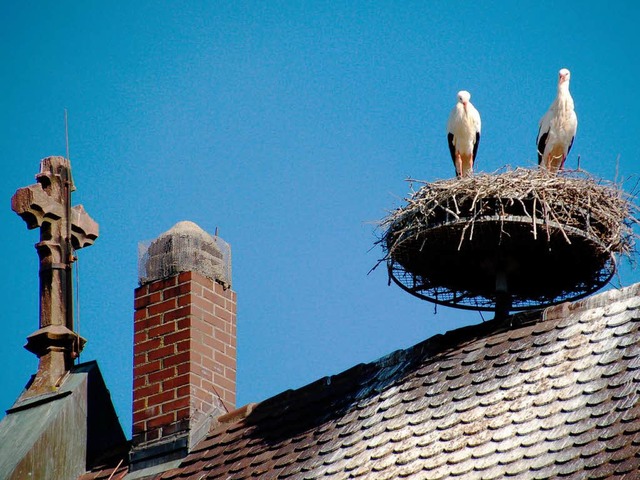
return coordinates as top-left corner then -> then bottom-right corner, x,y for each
447,90 -> 481,178
537,68 -> 578,172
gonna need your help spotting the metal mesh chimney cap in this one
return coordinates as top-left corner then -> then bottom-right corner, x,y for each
139,221 -> 231,287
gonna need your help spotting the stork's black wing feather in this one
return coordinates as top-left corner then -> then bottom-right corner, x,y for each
537,128 -> 548,165
473,132 -> 480,165
567,135 -> 575,156
447,133 -> 456,164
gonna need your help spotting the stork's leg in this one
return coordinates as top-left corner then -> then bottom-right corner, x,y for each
455,154 -> 462,178
462,156 -> 473,176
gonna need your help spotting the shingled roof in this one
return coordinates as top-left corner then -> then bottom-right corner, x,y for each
82,283 -> 640,479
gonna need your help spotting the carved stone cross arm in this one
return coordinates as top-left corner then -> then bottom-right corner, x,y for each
11,180 -> 98,249
11,181 -> 64,229
70,204 -> 99,249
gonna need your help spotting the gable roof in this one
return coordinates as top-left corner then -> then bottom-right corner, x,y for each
0,361 -> 126,479
83,283 -> 640,479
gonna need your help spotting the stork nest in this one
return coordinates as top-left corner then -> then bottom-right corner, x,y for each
379,168 -> 639,310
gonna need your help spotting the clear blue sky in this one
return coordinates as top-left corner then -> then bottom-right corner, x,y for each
2,1 -> 639,435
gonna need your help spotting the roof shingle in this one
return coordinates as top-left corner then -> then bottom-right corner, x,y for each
82,283 -> 640,479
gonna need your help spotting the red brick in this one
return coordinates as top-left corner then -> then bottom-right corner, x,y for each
148,276 -> 178,293
177,271 -> 191,283
141,428 -> 161,443
148,344 -> 175,361
134,330 -> 147,344
214,373 -> 235,392
176,408 -> 190,420
133,376 -> 146,390
203,288 -> 226,308
193,341 -> 213,359
132,412 -> 147,426
134,383 -> 160,398
224,367 -> 237,382
148,321 -> 176,338
214,305 -> 234,324
133,398 -> 146,412
214,351 -> 236,369
165,329 -> 191,345
188,270 -> 209,286
134,314 -> 162,332
192,314 -> 215,336
147,412 -> 175,429
161,397 -> 189,414
224,390 -> 236,405
134,353 -> 148,367
199,358 -> 217,378
164,306 -> 191,322
182,279 -> 204,297
133,317 -> 149,332
176,363 -> 190,375
149,366 -> 176,385
226,345 -> 237,359
148,390 -> 176,406
199,309 -> 225,332
177,317 -> 192,330
213,282 -> 226,295
199,378 -> 214,393
163,351 -> 190,368
148,298 -> 177,316
190,354 -> 206,374
135,360 -> 161,376
134,291 -> 162,310
192,294 -> 214,313
162,286 -> 180,300
162,373 -> 189,391
215,330 -> 232,346
135,337 -> 161,354
132,422 -> 145,435
163,282 -> 193,300
227,300 -> 237,314
134,284 -> 148,298
203,335 -> 227,354
177,293 -> 193,307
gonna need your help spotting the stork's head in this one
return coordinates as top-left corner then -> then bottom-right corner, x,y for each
457,90 -> 471,106
558,68 -> 571,85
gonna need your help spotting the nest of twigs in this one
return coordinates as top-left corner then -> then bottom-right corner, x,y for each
379,168 -> 639,310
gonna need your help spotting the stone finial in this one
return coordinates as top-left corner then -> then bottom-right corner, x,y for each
11,156 -> 99,398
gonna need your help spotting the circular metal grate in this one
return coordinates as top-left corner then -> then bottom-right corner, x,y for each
386,215 -> 616,311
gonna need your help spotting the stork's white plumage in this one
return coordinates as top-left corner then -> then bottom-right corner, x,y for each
537,68 -> 578,172
447,90 -> 481,178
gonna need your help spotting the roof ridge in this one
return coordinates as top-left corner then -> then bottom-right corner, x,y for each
543,283 -> 640,321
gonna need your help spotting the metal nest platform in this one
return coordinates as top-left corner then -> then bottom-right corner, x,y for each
379,168 -> 639,313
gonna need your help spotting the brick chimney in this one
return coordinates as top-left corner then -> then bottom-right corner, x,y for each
130,221 -> 236,470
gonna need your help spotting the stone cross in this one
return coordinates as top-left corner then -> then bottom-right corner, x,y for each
12,156 -> 99,397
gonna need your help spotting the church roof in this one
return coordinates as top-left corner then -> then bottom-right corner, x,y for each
0,361 -> 126,479
82,283 -> 640,479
